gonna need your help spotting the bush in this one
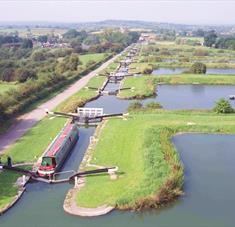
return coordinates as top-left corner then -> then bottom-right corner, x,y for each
194,49 -> 209,56
213,98 -> 233,113
145,102 -> 162,109
190,62 -> 207,74
127,101 -> 143,111
142,65 -> 153,74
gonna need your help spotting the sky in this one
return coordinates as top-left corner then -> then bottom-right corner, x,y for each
0,0 -> 235,25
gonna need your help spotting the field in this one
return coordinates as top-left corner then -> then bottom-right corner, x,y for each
0,28 -> 67,37
79,53 -> 108,65
76,110 -> 235,208
133,41 -> 235,71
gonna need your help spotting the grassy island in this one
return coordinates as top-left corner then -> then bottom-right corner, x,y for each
76,110 -> 235,209
119,74 -> 235,99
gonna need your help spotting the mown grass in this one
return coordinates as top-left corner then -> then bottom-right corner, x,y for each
1,117 -> 67,164
76,110 -> 235,209
0,51 -> 115,211
154,74 -> 235,85
0,171 -> 21,210
118,76 -> 157,99
55,75 -> 107,112
119,74 -> 235,99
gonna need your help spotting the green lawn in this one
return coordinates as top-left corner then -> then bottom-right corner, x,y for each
3,72 -> 106,163
0,73 -> 107,211
55,75 -> 107,112
2,117 -> 66,164
154,74 -> 235,84
119,74 -> 235,99
76,110 -> 235,209
0,171 -> 21,210
118,76 -> 157,99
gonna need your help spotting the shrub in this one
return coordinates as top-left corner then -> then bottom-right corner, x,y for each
145,102 -> 162,109
127,101 -> 143,111
142,65 -> 153,74
194,49 -> 209,56
190,62 -> 207,74
213,98 -> 233,113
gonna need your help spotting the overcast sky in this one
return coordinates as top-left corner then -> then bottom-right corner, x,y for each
0,0 -> 235,25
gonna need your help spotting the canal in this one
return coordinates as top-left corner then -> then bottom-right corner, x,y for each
1,54 -> 235,227
152,67 -> 235,75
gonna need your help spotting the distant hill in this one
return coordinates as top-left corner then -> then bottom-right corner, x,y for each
0,20 -> 234,33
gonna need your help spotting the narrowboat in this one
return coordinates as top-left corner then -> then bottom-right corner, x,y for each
37,121 -> 79,177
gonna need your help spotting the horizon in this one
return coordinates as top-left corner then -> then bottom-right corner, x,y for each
0,19 -> 235,27
0,1 -> 235,26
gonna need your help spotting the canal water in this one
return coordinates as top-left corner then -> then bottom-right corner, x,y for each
154,84 -> 235,109
2,131 -> 235,226
2,54 -> 235,226
86,83 -> 235,112
152,67 -> 235,75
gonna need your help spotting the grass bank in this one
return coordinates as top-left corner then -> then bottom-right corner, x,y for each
118,76 -> 157,99
0,171 -> 21,211
0,73 -> 108,210
119,74 -> 235,99
55,75 -> 107,112
76,110 -> 235,209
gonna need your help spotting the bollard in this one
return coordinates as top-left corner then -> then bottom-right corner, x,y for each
22,175 -> 26,185
74,176 -> 78,188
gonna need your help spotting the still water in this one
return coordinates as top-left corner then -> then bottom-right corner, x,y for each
86,84 -> 235,112
1,82 -> 235,227
152,67 -> 235,75
154,84 -> 235,109
2,133 -> 235,227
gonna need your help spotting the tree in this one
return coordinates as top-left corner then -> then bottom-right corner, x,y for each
204,30 -> 217,47
21,38 -> 33,49
2,68 -> 15,81
213,98 -> 233,113
17,69 -> 37,83
193,29 -> 205,37
38,35 -> 48,43
68,54 -> 79,71
31,50 -> 46,61
63,29 -> 80,39
190,62 -> 207,74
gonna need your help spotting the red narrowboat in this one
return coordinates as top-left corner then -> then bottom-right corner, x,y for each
37,121 -> 79,177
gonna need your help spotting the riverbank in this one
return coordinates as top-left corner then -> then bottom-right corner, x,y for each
118,74 -> 235,99
75,110 -> 235,210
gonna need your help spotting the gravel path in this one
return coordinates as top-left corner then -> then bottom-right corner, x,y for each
0,53 -> 120,154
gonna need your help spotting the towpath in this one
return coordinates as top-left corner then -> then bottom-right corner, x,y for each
0,52 -> 121,154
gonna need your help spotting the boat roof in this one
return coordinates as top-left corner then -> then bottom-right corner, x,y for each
46,122 -> 75,157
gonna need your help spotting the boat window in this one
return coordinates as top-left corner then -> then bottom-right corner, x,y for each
41,157 -> 53,167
